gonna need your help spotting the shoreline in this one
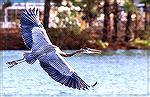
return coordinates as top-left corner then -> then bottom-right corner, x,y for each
0,28 -> 149,50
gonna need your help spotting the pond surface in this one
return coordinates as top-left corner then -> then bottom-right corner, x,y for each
0,50 -> 150,97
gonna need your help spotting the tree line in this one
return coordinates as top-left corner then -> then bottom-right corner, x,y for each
43,0 -> 150,44
2,0 -> 150,49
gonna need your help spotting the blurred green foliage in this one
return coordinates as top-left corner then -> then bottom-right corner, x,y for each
140,0 -> 150,4
124,1 -> 139,13
2,0 -> 12,9
46,27 -> 81,49
46,27 -> 108,50
133,38 -> 150,48
56,10 -> 79,28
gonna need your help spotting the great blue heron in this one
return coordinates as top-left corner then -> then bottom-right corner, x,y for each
6,8 -> 100,90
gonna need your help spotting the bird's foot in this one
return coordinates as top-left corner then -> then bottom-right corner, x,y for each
6,61 -> 18,68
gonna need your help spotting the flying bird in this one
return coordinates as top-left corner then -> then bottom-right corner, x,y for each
6,8 -> 98,90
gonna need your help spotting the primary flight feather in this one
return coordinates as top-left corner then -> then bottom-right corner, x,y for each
19,8 -> 96,90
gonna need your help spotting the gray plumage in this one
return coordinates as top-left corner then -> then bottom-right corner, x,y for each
20,8 -> 91,90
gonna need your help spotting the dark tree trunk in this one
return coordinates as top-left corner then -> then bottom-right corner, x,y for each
125,0 -> 134,42
144,3 -> 148,31
112,0 -> 118,42
125,11 -> 132,42
102,0 -> 110,42
85,1 -> 93,27
43,0 -> 51,29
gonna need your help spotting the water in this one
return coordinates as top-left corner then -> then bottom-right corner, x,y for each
0,50 -> 150,97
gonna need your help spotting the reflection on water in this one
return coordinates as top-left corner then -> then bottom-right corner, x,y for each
0,50 -> 150,97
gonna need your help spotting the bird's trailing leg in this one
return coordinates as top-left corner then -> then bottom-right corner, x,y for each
6,58 -> 25,68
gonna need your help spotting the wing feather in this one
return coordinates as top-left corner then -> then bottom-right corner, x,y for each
20,8 -> 51,49
20,8 -> 95,90
40,61 -> 90,90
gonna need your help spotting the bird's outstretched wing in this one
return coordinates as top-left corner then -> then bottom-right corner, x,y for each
39,52 -> 96,90
20,8 -> 52,49
39,61 -> 90,90
20,8 -> 97,90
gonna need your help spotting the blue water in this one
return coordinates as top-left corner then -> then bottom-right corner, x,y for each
0,50 -> 150,97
